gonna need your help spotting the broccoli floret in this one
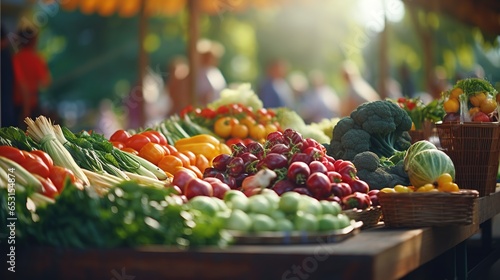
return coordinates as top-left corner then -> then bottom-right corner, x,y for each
357,169 -> 393,190
352,151 -> 380,172
329,100 -> 412,160
354,150 -> 410,190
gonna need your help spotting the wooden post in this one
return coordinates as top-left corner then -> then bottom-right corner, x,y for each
137,0 -> 148,127
187,0 -> 200,107
377,0 -> 389,100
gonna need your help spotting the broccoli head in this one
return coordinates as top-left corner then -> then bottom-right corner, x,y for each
351,146 -> 410,190
329,100 -> 412,160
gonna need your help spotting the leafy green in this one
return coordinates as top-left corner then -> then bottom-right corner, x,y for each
0,127 -> 40,151
13,182 -> 228,249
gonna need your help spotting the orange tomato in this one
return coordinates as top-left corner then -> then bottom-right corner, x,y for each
139,142 -> 166,165
239,115 -> 256,128
172,151 -> 191,167
231,123 -> 249,139
214,116 -> 236,138
187,165 -> 203,179
480,98 -> 497,114
158,155 -> 184,174
249,123 -> 266,140
264,123 -> 279,136
181,150 -> 197,166
195,154 -> 210,174
164,144 -> 178,154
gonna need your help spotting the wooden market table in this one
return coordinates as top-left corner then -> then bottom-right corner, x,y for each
15,189 -> 500,280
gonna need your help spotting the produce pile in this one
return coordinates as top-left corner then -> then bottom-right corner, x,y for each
442,78 -> 499,123
4,78 -> 488,248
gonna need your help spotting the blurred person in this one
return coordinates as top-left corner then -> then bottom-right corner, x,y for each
428,66 -> 451,100
94,99 -> 122,139
288,70 -> 309,111
12,26 -> 52,125
1,25 -> 16,127
340,60 -> 380,116
298,70 -> 340,123
166,56 -> 190,116
258,58 -> 295,108
399,63 -> 416,98
196,39 -> 226,106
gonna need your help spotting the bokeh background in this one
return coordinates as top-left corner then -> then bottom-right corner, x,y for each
2,0 -> 499,131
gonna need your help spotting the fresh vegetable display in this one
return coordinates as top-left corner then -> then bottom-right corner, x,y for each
442,78 -> 499,123
184,128 -> 378,211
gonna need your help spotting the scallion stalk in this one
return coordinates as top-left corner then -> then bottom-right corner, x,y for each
25,117 -> 90,186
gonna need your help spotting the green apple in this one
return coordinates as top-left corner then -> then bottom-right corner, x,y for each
261,188 -> 280,205
275,218 -> 294,232
227,195 -> 249,212
225,209 -> 252,231
278,191 -> 301,214
320,200 -> 342,216
298,195 -> 322,216
211,197 -> 229,212
223,189 -> 247,203
318,214 -> 341,231
294,212 -> 319,231
187,195 -> 219,216
270,209 -> 286,220
251,213 -> 276,232
337,214 -> 352,229
248,194 -> 272,214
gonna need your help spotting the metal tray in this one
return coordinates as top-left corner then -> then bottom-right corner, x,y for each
226,221 -> 363,245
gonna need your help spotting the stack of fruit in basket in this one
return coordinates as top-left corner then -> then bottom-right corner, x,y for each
442,78 -> 499,123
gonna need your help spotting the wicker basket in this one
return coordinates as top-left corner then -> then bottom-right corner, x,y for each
378,190 -> 479,228
344,206 -> 383,229
435,121 -> 500,197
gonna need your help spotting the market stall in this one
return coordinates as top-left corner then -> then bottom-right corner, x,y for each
1,78 -> 499,279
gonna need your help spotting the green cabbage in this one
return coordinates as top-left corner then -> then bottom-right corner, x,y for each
403,140 -> 438,171
407,149 -> 455,188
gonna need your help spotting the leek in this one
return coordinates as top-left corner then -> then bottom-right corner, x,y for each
24,116 -> 90,186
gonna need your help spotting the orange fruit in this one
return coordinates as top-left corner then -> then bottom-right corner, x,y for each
231,123 -> 249,139
249,123 -> 266,141
480,98 -> 497,114
469,92 -> 487,107
443,98 -> 459,113
158,155 -> 183,174
449,87 -> 463,99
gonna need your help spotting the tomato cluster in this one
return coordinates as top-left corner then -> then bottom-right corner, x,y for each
0,146 -> 76,198
181,104 -> 281,143
109,129 -> 208,178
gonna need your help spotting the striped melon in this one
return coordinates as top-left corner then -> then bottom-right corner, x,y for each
403,140 -> 437,171
406,149 -> 455,188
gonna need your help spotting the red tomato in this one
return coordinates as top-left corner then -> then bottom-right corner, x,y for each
110,129 -> 131,143
49,166 -> 76,192
0,146 -> 26,164
199,108 -> 216,119
111,141 -> 125,149
34,174 -> 59,198
126,134 -> 151,151
21,151 -> 50,178
145,130 -> 167,145
141,131 -> 161,144
30,150 -> 54,171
